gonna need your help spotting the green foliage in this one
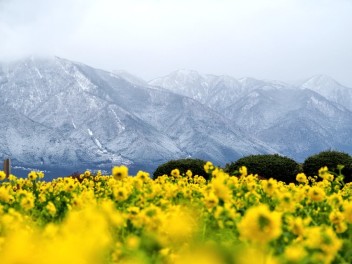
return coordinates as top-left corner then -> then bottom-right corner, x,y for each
225,154 -> 300,183
153,158 -> 208,180
303,150 -> 352,183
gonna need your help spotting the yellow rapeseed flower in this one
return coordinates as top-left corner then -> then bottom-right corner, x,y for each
308,186 -> 325,202
239,166 -> 248,177
20,194 -> 35,211
204,192 -> 219,209
329,210 -> 344,225
172,248 -> 224,264
28,171 -> 38,181
2,163 -> 352,263
303,226 -> 342,262
318,166 -> 329,177
287,216 -> 310,237
277,192 -> 296,212
126,235 -> 140,250
343,202 -> 352,223
236,247 -> 279,264
0,171 -> 6,181
318,166 -> 334,181
335,222 -> 348,233
0,186 -> 12,202
204,161 -> 214,173
101,201 -> 125,228
171,168 -> 180,177
237,204 -> 282,244
84,170 -> 91,177
37,171 -> 44,179
261,178 -> 278,196
39,193 -> 46,203
136,170 -> 150,182
211,174 -> 232,202
112,165 -> 128,180
113,187 -> 129,202
64,178 -> 76,192
296,173 -> 308,184
127,206 -> 140,218
284,244 -> 306,262
161,207 -> 195,243
327,193 -> 343,207
46,202 -> 57,216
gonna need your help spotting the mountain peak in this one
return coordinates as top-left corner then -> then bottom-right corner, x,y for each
172,69 -> 201,76
168,69 -> 204,81
298,74 -> 352,111
238,77 -> 262,85
18,55 -> 58,63
303,74 -> 340,88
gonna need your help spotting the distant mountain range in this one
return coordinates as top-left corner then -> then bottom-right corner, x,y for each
150,70 -> 352,161
1,57 -> 351,177
0,56 -> 279,177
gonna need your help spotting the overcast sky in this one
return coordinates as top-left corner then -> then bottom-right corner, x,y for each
0,0 -> 351,85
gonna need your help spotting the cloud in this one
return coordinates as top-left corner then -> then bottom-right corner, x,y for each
0,0 -> 92,59
0,0 -> 351,85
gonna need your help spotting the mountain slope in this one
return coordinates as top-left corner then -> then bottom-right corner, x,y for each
0,105 -> 130,168
0,57 -> 273,173
299,75 -> 352,111
150,70 -> 352,161
149,70 -> 287,112
256,90 -> 352,160
149,70 -> 244,111
4,57 -> 351,171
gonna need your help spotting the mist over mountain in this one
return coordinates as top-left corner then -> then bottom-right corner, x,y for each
151,70 -> 352,161
0,56 -> 277,177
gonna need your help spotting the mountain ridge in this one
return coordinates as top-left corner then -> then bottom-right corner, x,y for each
150,68 -> 352,161
0,57 -> 276,177
2,56 -> 352,177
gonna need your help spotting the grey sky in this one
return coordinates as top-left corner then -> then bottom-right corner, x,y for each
1,0 -> 352,86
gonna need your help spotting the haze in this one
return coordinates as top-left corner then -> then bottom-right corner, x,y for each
0,0 -> 351,86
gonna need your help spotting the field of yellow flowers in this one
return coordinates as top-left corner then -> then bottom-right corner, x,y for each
0,162 -> 352,264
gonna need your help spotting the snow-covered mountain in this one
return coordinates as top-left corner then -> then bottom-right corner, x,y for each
299,74 -> 352,112
254,90 -> 352,160
149,70 -> 287,112
0,57 -> 274,175
3,57 -> 351,176
151,70 -> 352,160
0,105 -> 80,166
